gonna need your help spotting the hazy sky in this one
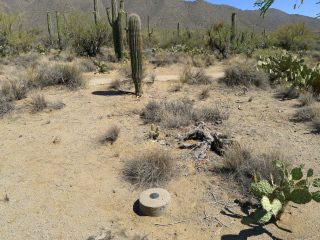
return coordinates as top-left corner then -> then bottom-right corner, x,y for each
185,0 -> 320,18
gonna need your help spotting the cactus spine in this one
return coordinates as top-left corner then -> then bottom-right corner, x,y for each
93,0 -> 99,24
148,15 -> 153,40
56,11 -> 62,49
106,0 -> 124,61
128,13 -> 143,97
231,13 -> 236,44
46,11 -> 53,44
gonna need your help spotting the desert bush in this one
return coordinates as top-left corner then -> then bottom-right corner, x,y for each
180,66 -> 212,85
27,93 -> 48,113
199,87 -> 210,100
0,96 -> 14,118
312,115 -> 320,132
99,125 -> 120,144
140,99 -> 228,128
193,103 -> 229,122
49,51 -> 75,62
10,52 -> 42,68
299,91 -> 315,106
122,147 -> 174,188
0,78 -> 29,101
32,63 -> 86,89
108,79 -> 122,90
141,100 -> 194,128
75,58 -> 96,72
274,87 -> 300,99
224,56 -> 270,89
222,143 -> 290,196
291,106 -> 318,122
206,22 -> 231,59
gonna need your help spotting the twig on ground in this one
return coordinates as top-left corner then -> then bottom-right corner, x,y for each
155,220 -> 187,226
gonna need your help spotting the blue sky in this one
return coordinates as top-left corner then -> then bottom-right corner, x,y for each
185,0 -> 320,18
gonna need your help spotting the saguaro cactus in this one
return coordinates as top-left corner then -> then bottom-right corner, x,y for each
106,0 -> 124,60
128,13 -> 143,97
46,11 -> 53,44
148,15 -> 153,40
177,21 -> 180,37
93,0 -> 99,24
56,11 -> 62,49
231,13 -> 236,44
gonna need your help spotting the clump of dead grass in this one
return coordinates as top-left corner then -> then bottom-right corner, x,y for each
0,97 -> 14,118
122,147 -> 174,188
224,56 -> 270,89
291,105 -> 319,122
312,115 -> 320,132
274,87 -> 300,99
32,62 -> 86,89
99,125 -> 120,144
199,87 -> 210,100
27,93 -> 48,113
298,91 -> 315,106
222,143 -> 290,196
0,78 -> 29,101
140,100 -> 229,128
180,66 -> 212,85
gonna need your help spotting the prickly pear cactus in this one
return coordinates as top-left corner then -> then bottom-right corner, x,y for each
242,160 -> 320,225
128,13 -> 143,96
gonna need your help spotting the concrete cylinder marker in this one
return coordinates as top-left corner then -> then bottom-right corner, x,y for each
139,188 -> 171,217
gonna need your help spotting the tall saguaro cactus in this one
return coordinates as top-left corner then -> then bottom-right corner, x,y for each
128,13 -> 143,97
93,0 -> 99,24
148,15 -> 153,40
231,13 -> 236,44
56,11 -> 62,49
46,11 -> 53,44
106,0 -> 124,60
177,21 -> 180,36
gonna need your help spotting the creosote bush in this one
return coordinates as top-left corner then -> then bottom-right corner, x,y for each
99,125 -> 120,144
222,143 -> 290,196
224,56 -> 270,89
140,100 -> 229,128
122,147 -> 174,188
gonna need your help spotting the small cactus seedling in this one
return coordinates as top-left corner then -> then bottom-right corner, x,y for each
242,160 -> 320,225
149,124 -> 160,139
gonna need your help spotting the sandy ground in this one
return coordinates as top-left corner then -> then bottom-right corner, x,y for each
0,62 -> 320,240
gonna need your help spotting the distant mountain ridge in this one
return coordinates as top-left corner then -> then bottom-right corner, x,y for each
1,0 -> 320,31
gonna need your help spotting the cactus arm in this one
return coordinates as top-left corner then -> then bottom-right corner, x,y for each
46,11 -> 53,42
106,7 -> 113,26
56,11 -> 62,48
111,0 -> 118,23
118,9 -> 124,60
93,0 -> 99,24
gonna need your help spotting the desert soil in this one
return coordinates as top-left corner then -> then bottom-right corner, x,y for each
0,61 -> 320,240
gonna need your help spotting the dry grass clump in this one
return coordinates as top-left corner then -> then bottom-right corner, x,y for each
222,143 -> 290,196
27,93 -> 48,113
99,125 -> 120,144
141,100 -> 229,128
32,63 -> 86,89
199,87 -> 210,100
224,56 -> 270,89
0,97 -> 14,118
275,87 -> 300,99
141,100 -> 194,128
0,78 -> 29,101
291,105 -> 319,122
108,79 -> 122,90
76,58 -> 96,72
312,115 -> 320,132
49,51 -> 75,62
10,52 -> 42,68
298,91 -> 315,106
180,66 -> 212,85
122,147 -> 174,188
192,54 -> 215,68
193,103 -> 230,122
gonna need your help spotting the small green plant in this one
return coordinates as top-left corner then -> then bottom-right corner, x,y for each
149,124 -> 160,139
93,60 -> 109,73
242,160 -> 320,225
